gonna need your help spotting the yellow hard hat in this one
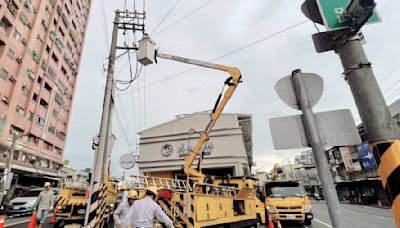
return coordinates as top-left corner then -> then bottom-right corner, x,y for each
44,182 -> 51,187
128,190 -> 138,199
146,186 -> 158,195
121,183 -> 128,190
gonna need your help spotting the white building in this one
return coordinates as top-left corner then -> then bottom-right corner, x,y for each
138,113 -> 253,178
59,166 -> 89,183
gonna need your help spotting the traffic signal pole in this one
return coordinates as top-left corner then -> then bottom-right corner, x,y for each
336,35 -> 400,226
301,0 -> 400,225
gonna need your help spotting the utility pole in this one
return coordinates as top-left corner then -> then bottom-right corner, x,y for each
84,11 -> 119,227
292,70 -> 344,228
302,0 -> 400,226
0,133 -> 17,205
84,9 -> 145,227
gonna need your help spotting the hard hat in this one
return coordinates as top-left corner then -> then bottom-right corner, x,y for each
44,182 -> 51,187
121,183 -> 128,190
128,190 -> 138,199
146,186 -> 158,195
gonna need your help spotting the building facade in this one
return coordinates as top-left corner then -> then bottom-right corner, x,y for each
59,166 -> 89,184
325,99 -> 400,205
0,0 -> 92,183
138,113 -> 253,178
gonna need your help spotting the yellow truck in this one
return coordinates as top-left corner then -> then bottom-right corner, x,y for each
264,181 -> 313,225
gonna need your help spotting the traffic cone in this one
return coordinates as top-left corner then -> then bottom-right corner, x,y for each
27,212 -> 36,228
268,217 -> 274,228
50,212 -> 57,224
86,186 -> 90,199
0,215 -> 6,228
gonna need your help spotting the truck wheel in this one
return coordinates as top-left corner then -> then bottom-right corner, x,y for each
304,219 -> 312,225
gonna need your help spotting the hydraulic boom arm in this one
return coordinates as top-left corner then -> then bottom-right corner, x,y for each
156,52 -> 242,183
137,35 -> 241,184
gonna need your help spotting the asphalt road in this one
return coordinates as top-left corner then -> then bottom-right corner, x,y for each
279,201 -> 395,228
3,201 -> 395,228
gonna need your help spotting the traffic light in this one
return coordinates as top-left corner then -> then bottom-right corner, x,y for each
346,0 -> 377,35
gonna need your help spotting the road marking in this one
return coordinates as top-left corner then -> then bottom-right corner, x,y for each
342,209 -> 394,221
4,218 -> 31,227
314,218 -> 332,228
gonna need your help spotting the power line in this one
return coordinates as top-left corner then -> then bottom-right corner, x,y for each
153,0 -> 214,37
99,0 -> 109,50
118,19 -> 309,96
150,0 -> 181,35
113,105 -> 134,153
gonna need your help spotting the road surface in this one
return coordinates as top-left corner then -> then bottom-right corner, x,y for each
279,201 -> 395,228
3,201 -> 395,227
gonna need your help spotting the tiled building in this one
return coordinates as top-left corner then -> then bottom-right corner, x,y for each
0,0 -> 92,184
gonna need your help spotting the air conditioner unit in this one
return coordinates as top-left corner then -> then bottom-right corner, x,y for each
9,75 -> 16,82
21,39 -> 28,46
2,96 -> 9,103
16,56 -> 23,63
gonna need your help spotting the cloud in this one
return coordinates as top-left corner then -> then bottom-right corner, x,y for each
65,0 -> 400,177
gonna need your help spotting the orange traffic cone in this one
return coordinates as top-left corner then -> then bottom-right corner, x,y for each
268,217 -> 274,228
0,215 -> 6,228
50,212 -> 57,224
85,186 -> 90,199
27,212 -> 36,228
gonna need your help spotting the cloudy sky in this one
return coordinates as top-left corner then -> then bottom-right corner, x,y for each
64,0 -> 400,176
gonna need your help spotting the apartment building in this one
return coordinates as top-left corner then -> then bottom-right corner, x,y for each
0,0 -> 92,184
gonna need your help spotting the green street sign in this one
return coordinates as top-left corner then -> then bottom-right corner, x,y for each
316,0 -> 381,31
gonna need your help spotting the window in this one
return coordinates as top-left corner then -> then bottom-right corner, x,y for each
0,68 -> 9,80
7,0 -> 19,15
44,82 -> 52,92
13,151 -> 19,161
9,125 -> 22,136
16,105 -> 24,116
58,26 -> 65,37
32,93 -> 38,102
39,158 -> 50,167
43,142 -> 52,151
58,132 -> 66,141
48,125 -> 55,134
55,147 -> 62,155
37,76 -> 43,85
61,66 -> 67,75
39,98 -> 49,109
53,18 -> 58,26
0,17 -> 12,33
22,84 -> 29,96
45,45 -> 50,53
26,134 -> 38,143
7,49 -> 15,59
52,109 -> 58,118
52,53 -> 59,63
36,116 -> 45,127
28,111 -> 34,121
66,42 -> 72,53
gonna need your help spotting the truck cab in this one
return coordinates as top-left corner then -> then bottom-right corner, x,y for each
264,181 -> 313,225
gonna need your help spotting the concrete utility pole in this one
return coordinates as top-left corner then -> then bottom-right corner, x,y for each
301,0 -> 400,225
336,33 -> 400,226
84,11 -> 119,227
292,70 -> 344,228
0,133 -> 17,205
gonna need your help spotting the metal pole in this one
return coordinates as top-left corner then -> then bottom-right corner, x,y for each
0,134 -> 17,205
292,69 -> 344,228
84,11 -> 119,227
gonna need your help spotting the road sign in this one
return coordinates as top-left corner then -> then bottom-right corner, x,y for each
316,0 -> 381,31
269,109 -> 361,150
119,154 -> 136,169
275,73 -> 323,110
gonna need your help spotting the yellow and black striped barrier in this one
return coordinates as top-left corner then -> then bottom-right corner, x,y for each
372,140 -> 400,227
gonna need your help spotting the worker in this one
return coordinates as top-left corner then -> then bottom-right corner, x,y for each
124,186 -> 174,228
114,190 -> 138,228
33,182 -> 55,228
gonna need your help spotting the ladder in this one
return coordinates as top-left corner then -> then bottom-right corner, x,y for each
129,175 -> 192,192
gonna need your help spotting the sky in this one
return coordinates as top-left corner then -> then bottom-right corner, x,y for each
64,0 -> 400,177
